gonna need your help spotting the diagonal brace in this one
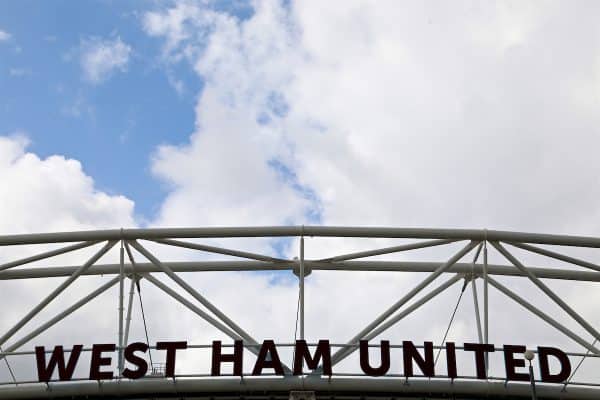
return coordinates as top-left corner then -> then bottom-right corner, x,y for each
151,238 -> 287,263
487,275 -> 600,355
0,240 -> 116,348
319,239 -> 457,262
0,276 -> 120,360
329,241 -> 478,366
128,240 -> 261,347
492,241 -> 600,342
331,273 -> 465,367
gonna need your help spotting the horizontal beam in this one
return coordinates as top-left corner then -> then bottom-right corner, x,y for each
2,261 -> 600,282
0,377 -> 598,399
2,226 -> 600,247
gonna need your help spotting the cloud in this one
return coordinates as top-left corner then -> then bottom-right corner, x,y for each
2,0 -> 600,386
132,0 -> 600,383
8,68 -> 30,77
0,30 -> 10,42
79,36 -> 132,84
0,134 -> 135,233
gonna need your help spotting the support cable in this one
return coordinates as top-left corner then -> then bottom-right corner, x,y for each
135,280 -> 154,368
0,346 -> 17,384
292,282 -> 301,369
563,338 -> 599,390
434,278 -> 469,366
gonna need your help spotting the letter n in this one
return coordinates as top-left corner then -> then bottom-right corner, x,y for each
35,345 -> 83,382
403,341 -> 434,377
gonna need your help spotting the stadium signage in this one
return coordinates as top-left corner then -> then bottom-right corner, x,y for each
34,340 -> 572,383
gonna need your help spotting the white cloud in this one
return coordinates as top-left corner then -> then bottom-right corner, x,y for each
0,134 -> 135,233
3,0 -> 600,386
8,68 -> 30,77
132,0 -> 600,383
0,30 -> 10,42
79,36 -> 132,84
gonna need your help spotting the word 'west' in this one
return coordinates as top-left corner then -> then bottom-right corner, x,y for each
35,340 -> 571,383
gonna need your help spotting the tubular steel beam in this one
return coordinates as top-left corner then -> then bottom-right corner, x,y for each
471,242 -> 484,345
0,240 -> 116,348
472,280 -> 484,345
141,274 -> 289,372
300,236 -> 305,340
509,241 -> 600,273
141,274 -> 245,343
123,276 -> 136,348
118,241 -> 125,375
0,276 -> 120,358
0,240 -> 99,272
319,238 -> 456,262
3,375 -> 598,400
3,260 -> 600,282
151,238 -> 287,263
330,274 -> 463,366
483,242 -> 489,374
487,276 -> 600,355
4,226 -> 600,247
129,240 -> 261,347
329,241 -> 478,366
492,241 -> 600,342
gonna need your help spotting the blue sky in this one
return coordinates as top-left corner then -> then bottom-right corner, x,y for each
0,1 -> 226,220
2,1 -> 600,385
1,0 -> 599,235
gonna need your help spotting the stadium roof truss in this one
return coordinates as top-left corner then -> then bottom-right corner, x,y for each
0,227 -> 599,399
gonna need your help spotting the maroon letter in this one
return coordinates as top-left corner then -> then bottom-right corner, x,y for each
403,341 -> 434,377
359,340 -> 390,376
252,340 -> 284,376
503,345 -> 529,381
35,345 -> 82,382
446,342 -> 457,379
89,343 -> 115,380
538,347 -> 571,383
464,343 -> 495,379
157,341 -> 187,377
293,340 -> 332,375
123,342 -> 149,379
211,340 -> 243,376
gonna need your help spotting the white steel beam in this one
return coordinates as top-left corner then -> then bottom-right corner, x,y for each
329,241 -> 477,365
3,260 -> 600,282
0,240 -> 99,272
318,239 -> 456,262
0,276 -> 120,358
128,240 -> 261,347
151,238 -> 287,263
4,226 -> 600,247
492,241 -> 600,342
509,241 -> 600,273
487,276 -> 600,355
329,274 -> 463,366
0,240 -> 116,348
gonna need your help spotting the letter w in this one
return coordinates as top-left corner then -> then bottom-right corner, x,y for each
36,345 -> 83,382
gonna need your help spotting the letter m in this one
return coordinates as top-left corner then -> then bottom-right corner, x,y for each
35,345 -> 83,382
293,340 -> 332,375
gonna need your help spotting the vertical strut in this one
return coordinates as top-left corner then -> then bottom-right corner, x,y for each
470,242 -> 483,344
300,236 -> 305,341
118,240 -> 125,375
123,276 -> 136,347
483,241 -> 489,374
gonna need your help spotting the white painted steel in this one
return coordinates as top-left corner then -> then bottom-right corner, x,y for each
0,226 -> 599,398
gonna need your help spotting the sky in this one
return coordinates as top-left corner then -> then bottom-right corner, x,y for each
1,0 -> 600,388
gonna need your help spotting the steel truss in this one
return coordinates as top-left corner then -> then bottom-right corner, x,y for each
0,227 -> 599,399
